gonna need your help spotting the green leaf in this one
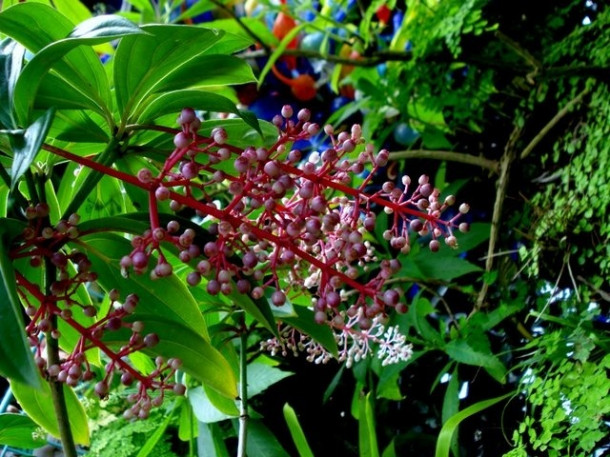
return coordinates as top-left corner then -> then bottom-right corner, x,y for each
0,413 -> 46,449
48,109 -> 109,143
113,25 -> 224,118
441,369 -> 460,457
0,225 -> 40,388
0,38 -> 24,129
178,399 -> 198,442
11,14 -> 141,123
52,0 -> 91,25
197,422 -> 231,457
436,393 -> 513,457
283,403 -> 314,457
189,386 -> 238,423
10,377 -> 90,445
8,107 -> 55,190
247,363 -> 293,398
77,233 -> 209,339
358,392 -> 380,457
444,340 -> 506,383
282,307 -> 339,358
136,399 -> 181,457
137,89 -> 260,134
244,420 -> 291,457
104,316 -> 237,398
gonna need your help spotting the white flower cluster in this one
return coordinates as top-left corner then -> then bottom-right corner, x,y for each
261,314 -> 413,368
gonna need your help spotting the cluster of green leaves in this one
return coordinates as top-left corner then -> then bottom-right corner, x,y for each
505,323 -> 610,456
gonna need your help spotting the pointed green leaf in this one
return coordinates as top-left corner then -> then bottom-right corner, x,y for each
0,38 -> 24,129
283,403 -> 314,457
0,4 -> 115,123
0,225 -> 40,388
444,339 -> 506,383
435,393 -> 513,457
11,378 -> 90,445
12,14 -> 141,123
358,392 -> 380,457
0,413 -> 46,449
9,107 -> 55,190
113,25 -> 224,117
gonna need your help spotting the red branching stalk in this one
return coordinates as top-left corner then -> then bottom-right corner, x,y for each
44,107 -> 469,331
10,209 -> 186,419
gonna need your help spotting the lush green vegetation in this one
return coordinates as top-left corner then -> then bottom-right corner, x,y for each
0,0 -> 608,456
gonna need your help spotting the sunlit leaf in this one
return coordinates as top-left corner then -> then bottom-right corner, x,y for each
0,413 -> 46,449
11,377 -> 90,445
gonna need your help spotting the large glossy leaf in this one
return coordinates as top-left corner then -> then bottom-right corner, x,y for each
0,4 -> 115,122
104,315 -> 237,398
0,38 -> 24,129
0,224 -> 40,388
8,107 -> 55,190
11,377 -> 90,445
113,25 -> 224,118
0,413 -> 46,449
77,233 -> 208,338
12,14 -> 141,123
158,55 -> 256,92
48,108 -> 109,143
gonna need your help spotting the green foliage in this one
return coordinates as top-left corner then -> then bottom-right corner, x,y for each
88,406 -> 180,457
506,330 -> 610,456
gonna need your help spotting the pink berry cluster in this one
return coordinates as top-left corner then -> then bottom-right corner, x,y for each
11,207 -> 185,418
124,106 -> 468,329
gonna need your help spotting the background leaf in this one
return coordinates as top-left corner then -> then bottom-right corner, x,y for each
0,413 -> 46,449
0,225 -> 40,388
435,393 -> 513,457
9,107 -> 55,190
283,403 -> 314,457
10,377 -> 90,445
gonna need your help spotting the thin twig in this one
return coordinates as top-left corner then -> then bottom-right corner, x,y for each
237,323 -> 249,457
520,88 -> 589,159
239,48 -> 414,67
208,0 -> 272,54
389,149 -> 499,173
475,125 -> 522,311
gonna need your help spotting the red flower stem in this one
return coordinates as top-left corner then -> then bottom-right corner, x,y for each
148,191 -> 161,231
15,272 -> 152,386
